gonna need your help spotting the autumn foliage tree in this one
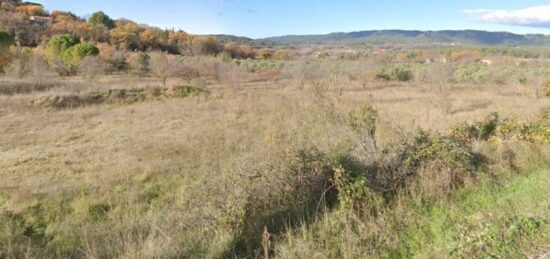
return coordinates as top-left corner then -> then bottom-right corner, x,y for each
15,3 -> 48,17
223,42 -> 256,59
110,19 -> 143,50
167,31 -> 190,54
191,36 -> 221,56
50,11 -> 85,37
139,28 -> 168,50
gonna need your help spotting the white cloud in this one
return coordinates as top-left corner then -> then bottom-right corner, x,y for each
464,5 -> 550,28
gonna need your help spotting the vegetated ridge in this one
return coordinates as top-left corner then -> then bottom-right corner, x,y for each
263,29 -> 550,46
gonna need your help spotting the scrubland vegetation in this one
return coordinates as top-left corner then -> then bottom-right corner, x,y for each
1,1 -> 550,258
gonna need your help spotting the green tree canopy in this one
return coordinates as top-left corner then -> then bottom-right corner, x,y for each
62,43 -> 99,68
0,30 -> 14,48
45,34 -> 81,64
89,11 -> 115,29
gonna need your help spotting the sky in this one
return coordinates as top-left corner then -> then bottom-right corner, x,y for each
33,0 -> 550,38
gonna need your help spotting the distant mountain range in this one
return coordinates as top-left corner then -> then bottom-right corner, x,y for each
256,30 -> 550,46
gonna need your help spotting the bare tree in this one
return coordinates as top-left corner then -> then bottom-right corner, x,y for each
79,56 -> 104,85
150,52 -> 172,86
428,63 -> 455,114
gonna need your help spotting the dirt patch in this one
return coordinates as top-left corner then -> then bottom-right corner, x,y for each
31,86 -> 209,109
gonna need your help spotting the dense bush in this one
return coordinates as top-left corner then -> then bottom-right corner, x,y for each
256,48 -> 273,60
0,30 -> 14,70
0,29 -> 14,48
223,148 -> 338,256
448,113 -> 499,142
376,65 -> 413,82
454,65 -> 488,84
396,131 -> 479,180
356,130 -> 484,202
272,49 -> 294,61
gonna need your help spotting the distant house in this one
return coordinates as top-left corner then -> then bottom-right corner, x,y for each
29,16 -> 53,25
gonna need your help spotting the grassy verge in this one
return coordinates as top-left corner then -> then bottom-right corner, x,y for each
276,169 -> 550,258
404,169 -> 550,258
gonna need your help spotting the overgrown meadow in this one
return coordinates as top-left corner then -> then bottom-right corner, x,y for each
1,2 -> 550,258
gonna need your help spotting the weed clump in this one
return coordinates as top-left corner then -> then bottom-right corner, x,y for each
373,130 -> 482,202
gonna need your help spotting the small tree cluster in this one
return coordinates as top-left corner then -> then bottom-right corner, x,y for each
44,34 -> 99,74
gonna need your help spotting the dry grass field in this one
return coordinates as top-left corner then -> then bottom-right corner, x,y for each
1,55 -> 549,258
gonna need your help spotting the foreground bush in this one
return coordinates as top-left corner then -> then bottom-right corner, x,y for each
222,148 -> 338,256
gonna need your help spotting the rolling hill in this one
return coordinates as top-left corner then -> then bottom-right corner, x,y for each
262,30 -> 550,46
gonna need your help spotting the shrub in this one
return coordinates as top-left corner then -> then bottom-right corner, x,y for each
399,131 -> 478,175
449,113 -> 549,144
332,164 -> 380,213
376,66 -> 413,82
454,65 -> 488,84
545,80 -> 550,97
256,48 -> 273,60
0,29 -> 14,49
348,104 -> 379,153
272,49 -> 293,61
495,120 -> 550,143
374,130 -> 481,200
448,113 -> 499,142
0,30 -> 15,71
128,52 -> 150,75
223,148 -> 337,255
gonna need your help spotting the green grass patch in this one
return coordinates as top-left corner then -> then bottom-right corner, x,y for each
275,169 -> 550,258
395,169 -> 550,258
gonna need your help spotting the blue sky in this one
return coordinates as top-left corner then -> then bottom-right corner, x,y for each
34,0 -> 550,38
